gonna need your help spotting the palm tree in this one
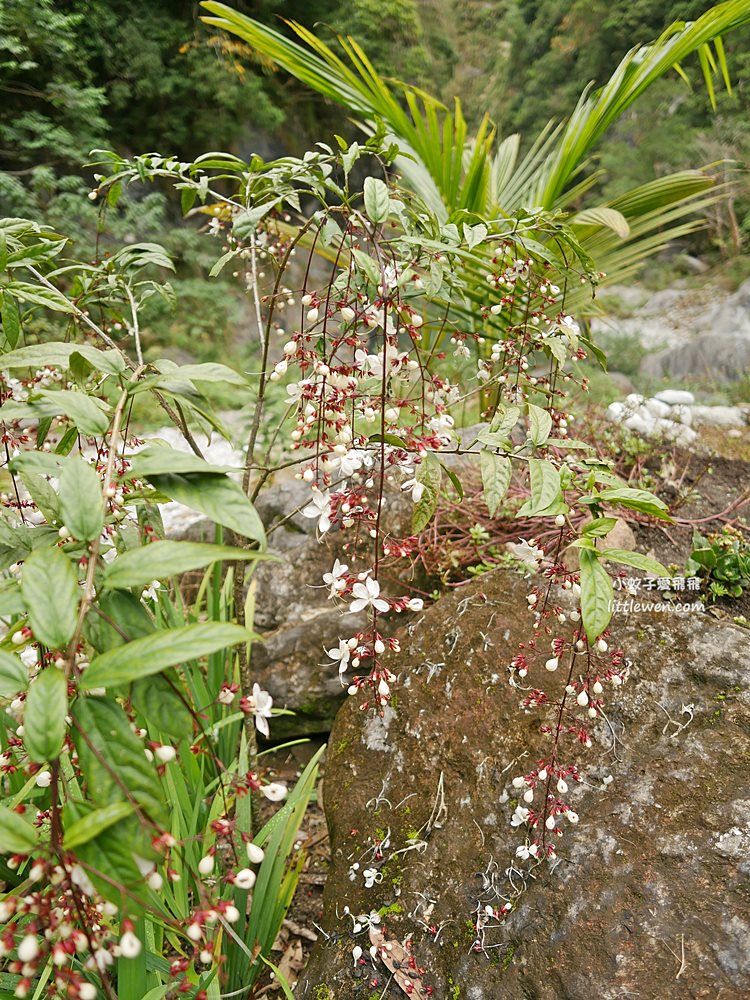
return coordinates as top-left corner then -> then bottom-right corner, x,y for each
201,0 -> 750,312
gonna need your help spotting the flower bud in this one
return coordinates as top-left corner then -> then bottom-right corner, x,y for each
198,855 -> 214,876
246,842 -> 265,865
545,657 -> 558,672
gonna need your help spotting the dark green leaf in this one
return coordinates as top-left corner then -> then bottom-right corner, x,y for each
132,672 -> 193,741
21,546 -> 79,648
36,390 -> 110,436
412,453 -> 441,532
59,457 -> 103,542
147,472 -> 265,545
64,801 -> 134,850
579,549 -> 614,643
82,622 -> 250,690
24,668 -> 68,763
72,696 -> 168,829
128,447 -> 238,477
0,651 -> 28,697
0,804 -> 39,854
103,540 -> 261,590
1,292 -> 20,349
480,451 -> 511,517
598,549 -> 668,576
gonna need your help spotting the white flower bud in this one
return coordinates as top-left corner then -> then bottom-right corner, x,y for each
35,771 -> 52,788
154,745 -> 176,764
511,776 -> 525,789
234,868 -> 256,890
224,905 -> 240,923
523,788 -> 534,803
246,842 -> 265,865
545,657 -> 559,672
341,307 -> 356,323
545,815 -> 556,831
593,681 -> 603,695
557,779 -> 568,794
537,768 -> 548,781
596,638 -> 608,653
198,855 -> 214,876
306,307 -> 319,324
554,514 -> 565,527
119,931 -> 142,959
17,935 -> 40,964
576,690 -> 589,707
187,923 -> 202,941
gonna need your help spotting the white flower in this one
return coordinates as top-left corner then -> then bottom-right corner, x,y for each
141,580 -> 161,602
363,867 -> 382,888
119,931 -> 142,959
302,490 -> 332,534
286,379 -> 312,404
218,685 -> 235,705
79,984 -> 97,1000
245,683 -> 273,738
330,449 -> 363,479
261,782 -> 287,802
234,868 -> 256,890
323,559 -> 348,598
246,842 -> 265,865
510,806 -> 529,828
35,770 -> 51,788
327,639 -> 352,674
349,577 -> 389,614
407,597 -> 424,612
400,478 -> 425,503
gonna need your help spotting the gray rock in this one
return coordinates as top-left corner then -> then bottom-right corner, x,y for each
642,397 -> 672,419
654,389 -> 695,406
297,570 -> 750,999
690,405 -> 748,428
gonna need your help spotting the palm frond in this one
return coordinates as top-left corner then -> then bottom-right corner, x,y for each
200,1 -> 493,212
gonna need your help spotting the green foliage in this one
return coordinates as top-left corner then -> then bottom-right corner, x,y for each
687,525 -> 750,598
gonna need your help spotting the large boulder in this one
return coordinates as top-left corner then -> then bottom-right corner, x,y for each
297,570 -> 750,999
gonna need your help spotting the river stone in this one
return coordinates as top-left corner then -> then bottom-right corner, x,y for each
297,569 -> 750,999
654,389 -> 695,406
690,405 -> 748,428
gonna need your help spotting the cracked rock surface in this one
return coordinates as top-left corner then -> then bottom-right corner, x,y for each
297,569 -> 750,999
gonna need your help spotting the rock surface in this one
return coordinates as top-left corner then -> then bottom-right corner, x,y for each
297,570 -> 750,999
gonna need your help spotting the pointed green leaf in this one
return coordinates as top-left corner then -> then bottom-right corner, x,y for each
579,549 -> 614,643
0,804 -> 39,854
21,546 -> 79,648
82,622 -> 250,690
59,457 -> 104,542
64,801 -> 135,850
0,651 -> 29,698
412,453 -> 442,532
1,291 -> 20,348
24,668 -> 68,763
103,540 -> 263,590
147,472 -> 265,545
480,451 -> 511,517
363,176 -> 390,224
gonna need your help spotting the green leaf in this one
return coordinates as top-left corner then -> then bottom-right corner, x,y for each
72,696 -> 168,829
24,668 -> 68,763
21,546 -> 79,648
17,470 -> 59,524
36,390 -> 110,436
103,540 -> 261,590
0,651 -> 29,698
480,451 -> 511,517
0,342 -> 124,375
412,453 -> 442,532
527,404 -> 552,447
579,549 -> 614,643
82,622 -> 250,690
147,472 -> 265,545
1,292 -> 20,349
127,447 -> 239,477
64,801 -> 134,850
588,487 -> 671,521
363,176 -> 390,224
6,281 -> 74,314
59,457 -> 103,542
581,517 -> 618,538
0,804 -> 39,854
517,458 -> 564,517
598,549 -> 668,577
131,672 -> 193,741
152,360 -> 249,386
